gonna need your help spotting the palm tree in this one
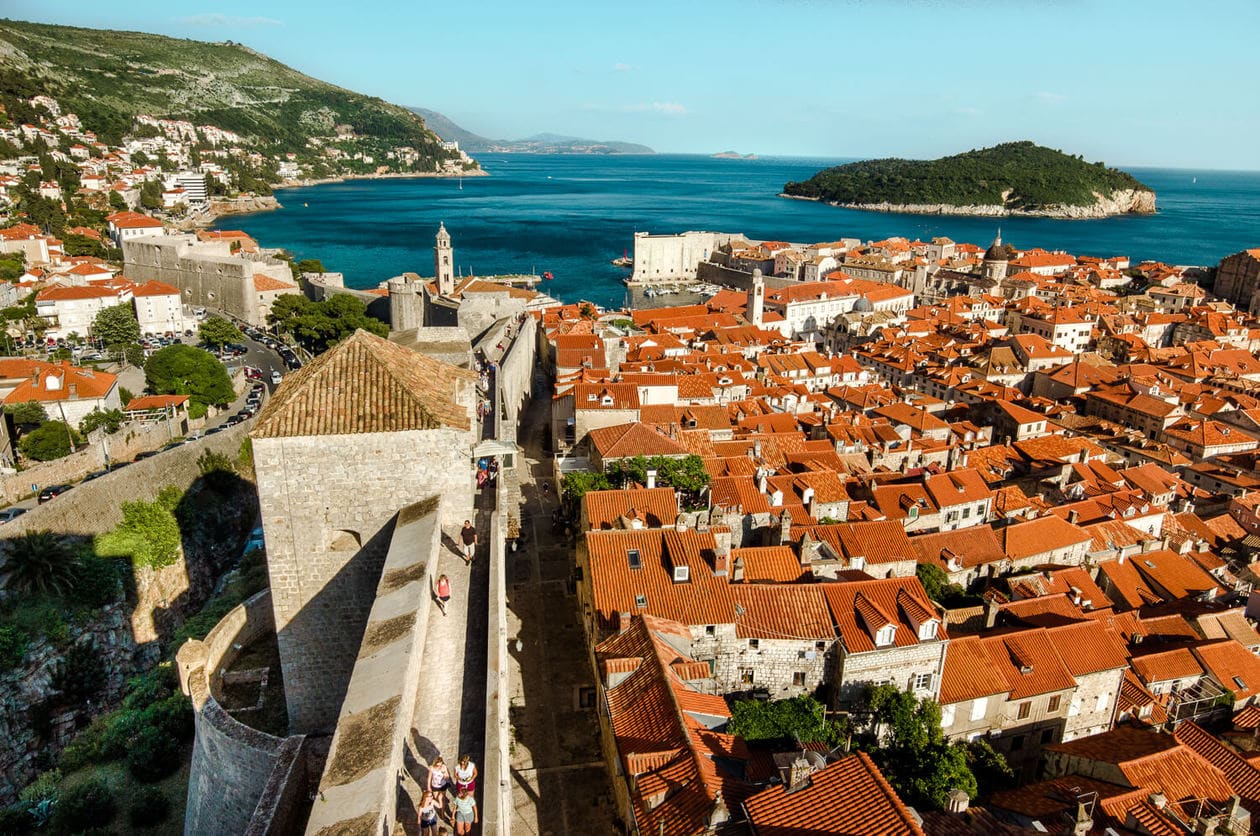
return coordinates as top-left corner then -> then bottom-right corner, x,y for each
1,530 -> 80,597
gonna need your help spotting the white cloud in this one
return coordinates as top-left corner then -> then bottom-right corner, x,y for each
177,13 -> 283,27
1034,91 -> 1068,103
612,63 -> 637,72
623,101 -> 687,115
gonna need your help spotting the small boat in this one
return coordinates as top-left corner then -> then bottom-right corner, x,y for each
303,202 -> 309,207
543,271 -> 554,281
612,248 -> 633,267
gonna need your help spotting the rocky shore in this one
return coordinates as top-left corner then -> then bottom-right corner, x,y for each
782,188 -> 1157,219
282,168 -> 489,188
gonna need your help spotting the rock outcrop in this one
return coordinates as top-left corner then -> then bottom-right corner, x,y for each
785,187 -> 1156,219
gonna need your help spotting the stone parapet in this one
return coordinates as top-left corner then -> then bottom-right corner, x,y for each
304,495 -> 444,836
482,497 -> 511,836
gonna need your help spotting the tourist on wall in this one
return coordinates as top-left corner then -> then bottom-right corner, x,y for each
460,520 -> 478,564
419,790 -> 442,833
454,754 -> 478,795
428,757 -> 451,813
435,574 -> 451,616
452,787 -> 478,835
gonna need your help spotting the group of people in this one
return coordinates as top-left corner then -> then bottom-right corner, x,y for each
419,754 -> 480,834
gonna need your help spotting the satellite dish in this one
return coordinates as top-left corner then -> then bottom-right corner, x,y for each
804,750 -> 827,771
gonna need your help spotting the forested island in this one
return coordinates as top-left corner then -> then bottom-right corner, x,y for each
783,141 -> 1156,218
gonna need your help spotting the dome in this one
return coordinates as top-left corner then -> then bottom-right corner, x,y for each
983,231 -> 1006,262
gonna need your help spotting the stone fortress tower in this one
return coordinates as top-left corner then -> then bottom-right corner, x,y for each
981,229 -> 1009,283
387,272 -> 424,331
747,269 -> 765,326
435,221 -> 455,295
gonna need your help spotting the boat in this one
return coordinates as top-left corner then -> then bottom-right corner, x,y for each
611,248 -> 633,267
543,271 -> 554,281
303,202 -> 309,207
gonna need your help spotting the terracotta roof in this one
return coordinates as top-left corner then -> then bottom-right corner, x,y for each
730,546 -> 806,583
730,585 -> 834,640
1130,647 -> 1204,685
253,273 -> 297,292
131,279 -> 180,297
251,329 -> 476,438
1173,721 -> 1260,816
1193,640 -> 1260,701
588,422 -> 690,460
821,576 -> 944,654
0,359 -> 117,404
35,285 -> 119,302
125,394 -> 189,411
583,487 -> 680,531
999,515 -> 1092,560
1044,621 -> 1129,676
938,635 -> 1012,705
742,752 -> 924,836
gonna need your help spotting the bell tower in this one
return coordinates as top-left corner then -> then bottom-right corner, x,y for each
435,222 -> 455,295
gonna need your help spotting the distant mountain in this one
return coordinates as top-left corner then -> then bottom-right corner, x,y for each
0,18 -> 460,170
783,141 -> 1156,219
409,108 -> 653,155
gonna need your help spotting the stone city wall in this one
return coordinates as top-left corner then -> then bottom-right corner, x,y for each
255,426 -> 474,735
482,500 -> 511,836
0,418 -> 192,506
304,496 -> 442,836
302,274 -> 391,324
178,590 -> 297,836
696,261 -> 797,292
0,422 -> 253,538
124,235 -> 263,325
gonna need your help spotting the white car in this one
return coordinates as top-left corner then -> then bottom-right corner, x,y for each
271,370 -> 283,385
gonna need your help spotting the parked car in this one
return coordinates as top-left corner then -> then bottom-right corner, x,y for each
205,426 -> 225,436
81,469 -> 110,483
0,507 -> 27,524
37,484 -> 72,503
79,350 -> 103,361
133,450 -> 159,461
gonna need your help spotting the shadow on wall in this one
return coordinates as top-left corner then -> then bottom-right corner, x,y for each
274,519 -> 396,736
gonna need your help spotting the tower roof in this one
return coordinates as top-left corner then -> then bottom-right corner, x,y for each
984,229 -> 1007,262
252,329 -> 477,438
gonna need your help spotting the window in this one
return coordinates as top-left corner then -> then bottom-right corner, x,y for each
1017,701 -> 1031,720
962,506 -> 971,519
1010,735 -> 1025,752
705,625 -> 715,637
1040,728 -> 1055,745
792,672 -> 807,687
970,697 -> 988,721
1047,695 -> 1061,713
748,639 -> 760,650
740,668 -> 754,685
798,650 -> 807,660
627,549 -> 642,570
672,565 -> 689,583
1094,692 -> 1108,713
912,673 -> 932,691
634,594 -> 647,609
815,641 -> 827,652
941,703 -> 956,728
918,620 -> 938,641
875,625 -> 896,647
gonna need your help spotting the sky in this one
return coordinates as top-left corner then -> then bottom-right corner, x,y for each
6,0 -> 1260,169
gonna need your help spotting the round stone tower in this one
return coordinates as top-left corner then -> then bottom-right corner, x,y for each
981,229 -> 1009,282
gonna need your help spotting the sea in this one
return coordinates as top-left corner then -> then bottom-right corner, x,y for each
227,154 -> 1260,310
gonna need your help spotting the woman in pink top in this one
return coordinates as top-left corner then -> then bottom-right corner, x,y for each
435,574 -> 451,616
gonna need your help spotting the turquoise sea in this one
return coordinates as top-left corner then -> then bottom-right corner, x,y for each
228,155 -> 1260,310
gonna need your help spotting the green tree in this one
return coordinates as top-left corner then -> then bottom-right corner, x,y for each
268,292 -> 387,353
296,258 -> 326,274
138,179 -> 163,210
144,344 -> 234,418
915,563 -> 978,608
198,315 -> 243,350
966,738 -> 1015,797
4,399 -> 48,428
79,408 -> 124,435
729,695 -> 848,745
1,531 -> 79,596
108,190 -> 128,212
861,684 -> 979,810
561,470 -> 612,504
94,487 -> 184,570
92,303 -> 141,348
19,420 -> 81,461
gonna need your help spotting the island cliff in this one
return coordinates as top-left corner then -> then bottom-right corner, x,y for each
783,142 -> 1156,219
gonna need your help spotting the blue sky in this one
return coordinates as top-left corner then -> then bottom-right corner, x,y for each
8,0 -> 1260,169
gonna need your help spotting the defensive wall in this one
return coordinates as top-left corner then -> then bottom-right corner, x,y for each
300,273 -> 391,324
630,231 -> 744,283
303,496 -> 443,836
178,590 -> 301,836
482,492 -> 511,836
123,234 -> 292,327
696,260 -> 798,292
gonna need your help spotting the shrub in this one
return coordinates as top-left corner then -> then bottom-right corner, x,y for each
17,767 -> 60,805
126,725 -> 182,782
71,555 -> 122,609
52,641 -> 106,701
128,786 -> 171,827
1,531 -> 79,596
52,777 -> 115,832
0,625 -> 29,672
94,489 -> 184,570
18,420 -> 82,461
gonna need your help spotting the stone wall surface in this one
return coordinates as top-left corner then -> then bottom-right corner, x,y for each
834,640 -> 949,705
0,421 -> 253,538
255,428 -> 474,735
124,235 -> 264,325
179,590 -> 293,836
304,497 -> 442,836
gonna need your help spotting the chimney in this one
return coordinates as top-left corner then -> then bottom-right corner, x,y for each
647,469 -> 657,490
705,792 -> 730,830
1149,792 -> 1167,811
1067,509 -> 1079,524
757,470 -> 768,494
779,509 -> 792,545
675,516 -> 688,532
617,611 -> 631,634
754,439 -> 762,459
732,556 -> 745,582
945,789 -> 970,814
802,486 -> 815,515
713,527 -> 731,577
1226,795 -> 1251,836
984,598 -> 1000,629
785,756 -> 812,793
68,382 -> 78,398
770,489 -> 784,508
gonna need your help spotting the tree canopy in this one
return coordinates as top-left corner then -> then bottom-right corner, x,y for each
267,293 -> 387,354
19,420 -> 81,461
143,345 -> 234,418
95,486 -> 184,570
729,695 -> 848,747
92,303 -> 141,348
198,316 -> 243,350
605,454 -> 710,509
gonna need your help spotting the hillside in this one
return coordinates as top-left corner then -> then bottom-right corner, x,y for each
783,141 -> 1156,218
410,107 -> 654,154
0,18 -> 458,167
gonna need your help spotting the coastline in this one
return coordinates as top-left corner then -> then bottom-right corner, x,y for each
779,192 -> 1158,220
280,169 -> 490,189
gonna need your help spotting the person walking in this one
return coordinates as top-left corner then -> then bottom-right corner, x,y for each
428,757 -> 451,814
460,520 -> 478,565
454,754 -> 479,795
435,574 -> 451,616
418,790 -> 442,834
451,787 -> 478,835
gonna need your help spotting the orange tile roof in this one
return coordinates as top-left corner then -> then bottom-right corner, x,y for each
125,394 -> 189,411
979,629 -> 1076,700
1044,621 -> 1129,676
583,487 -> 680,531
1193,640 -> 1260,701
730,585 -> 834,640
0,359 -> 117,404
998,515 -> 1092,560
909,526 -> 1006,571
131,279 -> 180,297
821,576 -> 945,654
253,273 -> 297,292
938,635 -> 1012,705
742,752 -> 924,836
588,421 -> 689,460
1174,720 -> 1260,813
1130,647 -> 1204,685
729,546 -> 805,583
252,329 -> 476,437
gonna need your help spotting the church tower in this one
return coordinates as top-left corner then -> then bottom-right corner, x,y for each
435,222 -> 455,295
981,228 -> 1009,283
748,269 -> 765,327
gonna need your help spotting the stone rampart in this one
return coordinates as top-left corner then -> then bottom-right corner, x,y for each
0,421 -> 253,538
304,496 -> 443,836
124,235 -> 264,325
696,261 -> 797,292
0,418 -> 189,506
178,590 -> 298,836
482,499 -> 511,836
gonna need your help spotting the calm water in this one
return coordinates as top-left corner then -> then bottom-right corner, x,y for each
229,155 -> 1260,309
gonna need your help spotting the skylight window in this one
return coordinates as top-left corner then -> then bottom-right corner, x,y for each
627,549 -> 642,570
634,594 -> 647,609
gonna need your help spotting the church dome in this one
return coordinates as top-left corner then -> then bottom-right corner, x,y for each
983,232 -> 1007,262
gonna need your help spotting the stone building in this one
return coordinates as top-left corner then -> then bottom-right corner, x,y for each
1212,247 -> 1260,312
251,329 -> 477,734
